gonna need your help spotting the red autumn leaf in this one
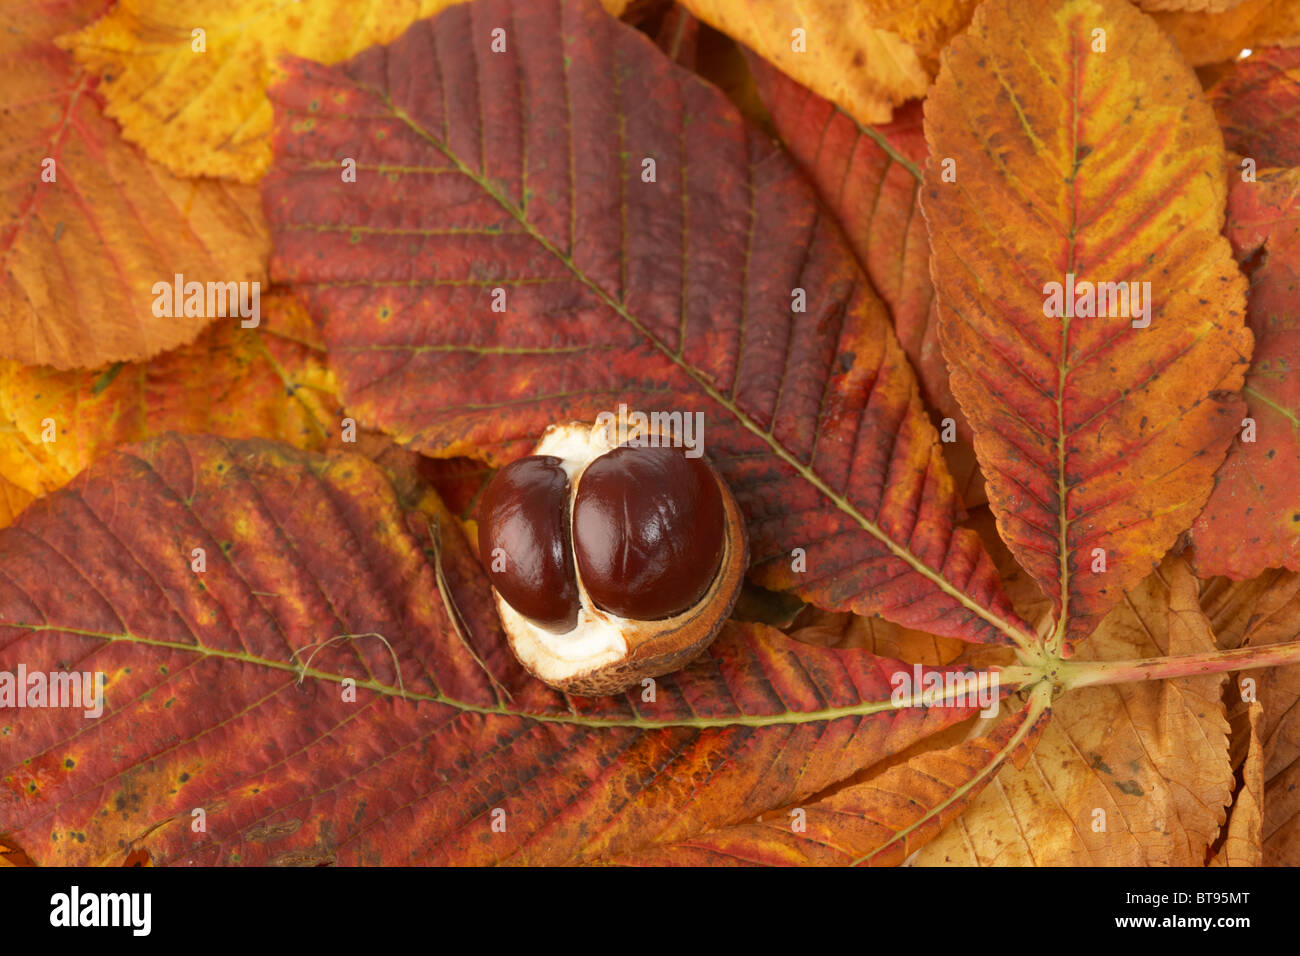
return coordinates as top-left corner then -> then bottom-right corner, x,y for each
745,65 -> 952,439
0,433 -> 1018,865
261,0 -> 1032,648
1209,46 -> 1300,168
744,56 -> 984,505
1192,168 -> 1300,576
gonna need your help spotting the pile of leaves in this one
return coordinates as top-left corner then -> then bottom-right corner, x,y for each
1,0 -> 1298,866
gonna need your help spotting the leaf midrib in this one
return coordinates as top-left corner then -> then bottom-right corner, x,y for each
1050,12 -> 1082,654
0,621 -> 1015,730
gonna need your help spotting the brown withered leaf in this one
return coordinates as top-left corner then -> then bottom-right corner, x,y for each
1203,570 -> 1300,865
1201,567 -> 1300,650
1210,700 -> 1263,866
913,559 -> 1233,865
923,0 -> 1251,649
418,456 -> 495,520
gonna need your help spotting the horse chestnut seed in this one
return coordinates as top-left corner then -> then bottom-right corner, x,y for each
476,418 -> 747,696
477,456 -> 580,633
573,445 -> 726,621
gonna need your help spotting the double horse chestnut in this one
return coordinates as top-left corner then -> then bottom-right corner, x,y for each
477,418 -> 747,696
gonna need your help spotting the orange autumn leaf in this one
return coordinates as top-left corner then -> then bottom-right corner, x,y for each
0,420 -> 66,519
742,82 -> 947,428
0,0 -> 268,370
745,60 -> 985,505
677,0 -> 981,126
1136,0 -> 1252,11
0,470 -> 38,528
1152,0 -> 1300,66
2,0 -> 1299,873
787,605 -> 973,666
922,0 -> 1251,648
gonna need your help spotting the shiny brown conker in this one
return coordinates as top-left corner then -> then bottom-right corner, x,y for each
477,418 -> 747,696
476,455 -> 580,633
572,445 -> 726,620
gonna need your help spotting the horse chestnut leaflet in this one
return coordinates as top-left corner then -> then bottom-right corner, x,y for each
477,418 -> 747,696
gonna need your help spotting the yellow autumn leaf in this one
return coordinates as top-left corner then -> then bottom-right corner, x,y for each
678,0 -> 980,125
0,293 -> 342,527
0,456 -> 46,527
60,0 -> 633,183
0,419 -> 70,508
